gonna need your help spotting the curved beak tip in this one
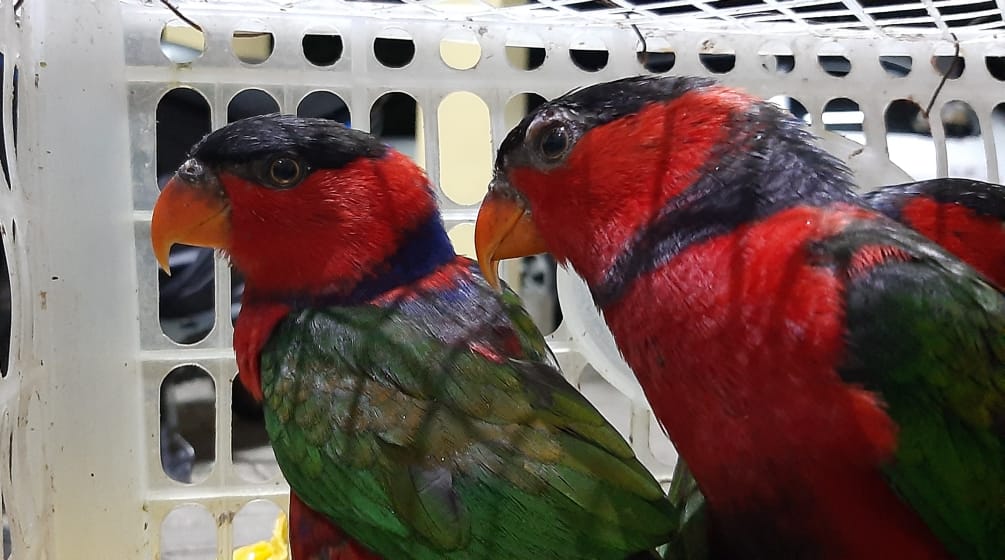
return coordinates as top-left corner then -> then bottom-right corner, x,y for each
477,254 -> 503,291
152,235 -> 174,275
150,176 -> 232,276
150,216 -> 174,276
157,257 -> 173,276
474,191 -> 547,291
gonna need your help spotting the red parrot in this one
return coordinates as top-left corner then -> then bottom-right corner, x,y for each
863,178 -> 1005,289
640,176 -> 1005,560
474,76 -> 1005,559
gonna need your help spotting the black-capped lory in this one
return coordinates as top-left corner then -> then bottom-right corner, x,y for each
150,114 -> 677,560
661,175 -> 1005,560
474,76 -> 1005,559
643,175 -> 1005,558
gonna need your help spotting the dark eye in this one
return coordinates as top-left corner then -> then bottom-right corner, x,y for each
537,124 -> 570,162
268,157 -> 303,188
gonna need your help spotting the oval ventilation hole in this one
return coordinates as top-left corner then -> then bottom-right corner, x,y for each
440,29 -> 481,70
371,92 -> 423,168
879,55 -> 912,77
932,55 -> 965,80
160,19 -> 205,64
303,31 -> 343,67
228,89 -> 280,123
157,88 -> 211,186
570,35 -> 608,72
505,31 -> 546,71
232,21 -> 275,65
297,91 -> 350,125
374,28 -> 415,68
438,92 -> 492,205
823,98 -> 865,144
698,40 -> 736,74
941,100 -> 981,138
156,88 -> 215,344
156,241 -> 217,345
160,504 -> 217,560
886,99 -> 933,180
233,500 -> 285,554
928,43 -> 960,78
161,365 -> 216,484
636,37 -> 675,73
818,42 -> 851,77
986,56 -> 1005,80
758,42 -> 794,74
942,100 -> 985,179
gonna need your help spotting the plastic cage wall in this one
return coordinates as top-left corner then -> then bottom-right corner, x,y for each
2,0 -> 1005,558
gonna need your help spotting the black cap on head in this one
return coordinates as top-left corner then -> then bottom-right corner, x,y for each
496,76 -> 718,170
190,113 -> 387,171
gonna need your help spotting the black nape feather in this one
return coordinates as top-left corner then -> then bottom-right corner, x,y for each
190,113 -> 387,171
593,87 -> 862,308
862,178 -> 1005,220
553,75 -> 718,131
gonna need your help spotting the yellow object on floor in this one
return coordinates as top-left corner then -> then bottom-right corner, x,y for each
233,511 -> 290,560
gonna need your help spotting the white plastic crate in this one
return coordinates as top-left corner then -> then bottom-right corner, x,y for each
1,0 -> 1004,558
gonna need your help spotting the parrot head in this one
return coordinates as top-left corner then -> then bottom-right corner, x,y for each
151,114 -> 449,301
475,75 -> 852,290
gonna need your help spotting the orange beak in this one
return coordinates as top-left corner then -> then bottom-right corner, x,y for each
150,175 -> 231,274
474,185 -> 547,289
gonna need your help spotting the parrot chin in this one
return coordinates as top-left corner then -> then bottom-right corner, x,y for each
474,186 -> 547,289
151,176 -> 232,275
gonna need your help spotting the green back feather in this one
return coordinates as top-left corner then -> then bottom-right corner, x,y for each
814,221 -> 1005,559
653,220 -> 1005,560
259,262 -> 677,560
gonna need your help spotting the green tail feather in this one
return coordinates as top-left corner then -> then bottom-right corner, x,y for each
662,460 -> 709,560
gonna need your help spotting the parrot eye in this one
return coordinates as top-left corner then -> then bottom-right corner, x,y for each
535,124 -> 571,162
267,157 -> 304,188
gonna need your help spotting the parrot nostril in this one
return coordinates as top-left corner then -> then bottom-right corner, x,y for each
178,159 -> 206,183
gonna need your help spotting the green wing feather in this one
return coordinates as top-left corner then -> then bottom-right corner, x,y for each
259,262 -> 677,560
656,221 -> 1005,560
818,221 -> 1005,560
